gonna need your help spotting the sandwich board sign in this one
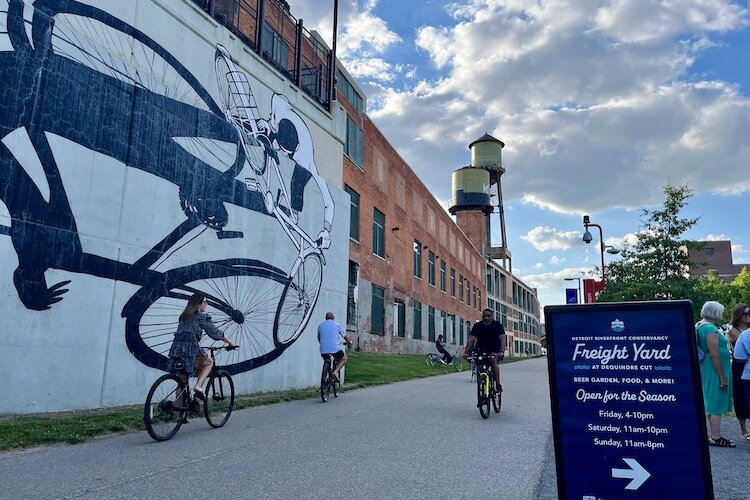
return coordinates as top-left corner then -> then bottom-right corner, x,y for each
545,300 -> 713,500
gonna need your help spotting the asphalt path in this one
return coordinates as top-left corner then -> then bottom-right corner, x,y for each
1,358 -> 748,499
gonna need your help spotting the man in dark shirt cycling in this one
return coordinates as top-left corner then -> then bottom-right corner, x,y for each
464,309 -> 507,392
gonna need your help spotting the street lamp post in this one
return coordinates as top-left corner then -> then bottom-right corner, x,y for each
582,215 -> 620,286
582,215 -> 606,283
564,277 -> 582,304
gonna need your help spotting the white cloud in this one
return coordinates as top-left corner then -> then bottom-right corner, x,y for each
549,255 -> 564,265
520,267 -> 595,289
343,0 -> 750,214
521,226 -> 583,251
606,233 -> 639,250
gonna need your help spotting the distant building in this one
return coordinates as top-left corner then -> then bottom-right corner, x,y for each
336,66 -> 541,356
687,240 -> 749,282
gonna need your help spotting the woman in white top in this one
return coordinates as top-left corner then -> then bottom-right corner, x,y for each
729,304 -> 750,441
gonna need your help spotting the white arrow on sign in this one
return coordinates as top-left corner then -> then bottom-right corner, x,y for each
611,458 -> 651,490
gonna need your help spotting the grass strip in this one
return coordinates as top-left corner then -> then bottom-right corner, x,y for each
0,352 -> 525,451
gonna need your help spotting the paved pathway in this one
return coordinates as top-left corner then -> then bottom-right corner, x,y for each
1,358 -> 748,499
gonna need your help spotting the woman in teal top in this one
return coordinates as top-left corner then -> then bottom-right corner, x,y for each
696,300 -> 734,447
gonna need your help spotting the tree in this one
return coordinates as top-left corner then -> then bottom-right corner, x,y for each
598,184 -> 700,303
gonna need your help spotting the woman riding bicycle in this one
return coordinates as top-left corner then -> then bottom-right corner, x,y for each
168,293 -> 237,400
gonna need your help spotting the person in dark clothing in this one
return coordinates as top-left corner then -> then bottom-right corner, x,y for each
436,334 -> 453,364
464,309 -> 506,392
168,293 -> 237,400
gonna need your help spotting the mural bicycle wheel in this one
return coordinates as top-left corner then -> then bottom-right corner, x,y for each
273,252 -> 323,346
124,258 -> 295,375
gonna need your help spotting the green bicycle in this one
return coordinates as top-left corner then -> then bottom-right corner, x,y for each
474,352 -> 501,418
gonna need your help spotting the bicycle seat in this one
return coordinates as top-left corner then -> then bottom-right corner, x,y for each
170,357 -> 189,374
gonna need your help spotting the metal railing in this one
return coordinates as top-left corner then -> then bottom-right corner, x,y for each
192,0 -> 333,109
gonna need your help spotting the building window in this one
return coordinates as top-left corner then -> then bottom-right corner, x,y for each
345,115 -> 364,167
347,261 -> 358,326
441,310 -> 447,339
499,274 -> 506,299
261,24 -> 290,73
440,261 -> 446,292
428,251 -> 436,286
459,318 -> 464,346
413,240 -> 422,278
372,208 -> 385,258
371,284 -> 385,335
413,301 -> 422,339
428,306 -> 436,341
705,247 -> 715,256
395,300 -> 405,337
459,274 -> 464,302
344,185 -> 359,241
336,70 -> 364,114
450,268 -> 456,297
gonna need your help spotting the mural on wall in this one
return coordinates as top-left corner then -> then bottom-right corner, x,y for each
0,0 -> 334,375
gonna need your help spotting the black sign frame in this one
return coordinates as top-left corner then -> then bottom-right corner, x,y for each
545,300 -> 713,500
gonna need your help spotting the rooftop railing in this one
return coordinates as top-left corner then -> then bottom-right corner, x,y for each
191,0 -> 333,110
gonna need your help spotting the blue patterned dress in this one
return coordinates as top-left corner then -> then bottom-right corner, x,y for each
168,312 -> 225,374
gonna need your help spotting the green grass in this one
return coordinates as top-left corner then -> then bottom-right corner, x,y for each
0,352 -> 524,451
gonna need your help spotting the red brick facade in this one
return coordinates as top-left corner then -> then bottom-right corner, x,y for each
337,71 -> 540,356
343,113 -> 487,353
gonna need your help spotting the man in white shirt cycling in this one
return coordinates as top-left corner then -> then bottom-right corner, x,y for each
317,312 -> 352,381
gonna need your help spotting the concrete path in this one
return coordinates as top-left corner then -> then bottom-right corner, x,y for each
1,358 -> 747,499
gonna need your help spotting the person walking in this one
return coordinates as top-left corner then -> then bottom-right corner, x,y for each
464,309 -> 506,393
728,303 -> 750,441
696,301 -> 735,447
317,312 -> 352,381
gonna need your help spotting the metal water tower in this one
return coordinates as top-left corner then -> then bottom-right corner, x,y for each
449,133 -> 511,270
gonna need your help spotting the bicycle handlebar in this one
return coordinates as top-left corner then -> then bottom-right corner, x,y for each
208,345 -> 239,352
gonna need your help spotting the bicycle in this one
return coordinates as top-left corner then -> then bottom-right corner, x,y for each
214,45 -> 326,348
425,352 -> 463,372
1,1 -> 315,376
319,353 -> 341,402
474,352 -> 501,418
144,345 -> 238,441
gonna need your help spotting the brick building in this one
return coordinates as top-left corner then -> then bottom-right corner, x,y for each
687,240 -> 749,282
335,65 -> 541,356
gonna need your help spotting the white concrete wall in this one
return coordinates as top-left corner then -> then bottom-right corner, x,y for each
0,0 -> 347,412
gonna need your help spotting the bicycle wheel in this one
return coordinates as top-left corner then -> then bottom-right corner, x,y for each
453,357 -> 463,372
470,360 -> 476,382
144,374 -> 187,441
493,388 -> 502,413
320,361 -> 331,402
123,259 -> 292,375
333,376 -> 340,398
204,370 -> 235,427
425,354 -> 437,366
478,373 -> 490,419
274,252 -> 323,346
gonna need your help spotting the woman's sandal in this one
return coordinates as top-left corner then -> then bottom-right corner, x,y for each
708,436 -> 736,447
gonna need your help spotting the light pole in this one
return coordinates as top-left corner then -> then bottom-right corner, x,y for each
582,216 -> 620,285
564,277 -> 582,304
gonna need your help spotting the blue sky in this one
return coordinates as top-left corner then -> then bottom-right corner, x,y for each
291,0 -> 750,319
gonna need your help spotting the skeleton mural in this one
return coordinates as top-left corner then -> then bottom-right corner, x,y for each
0,0 -> 334,376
